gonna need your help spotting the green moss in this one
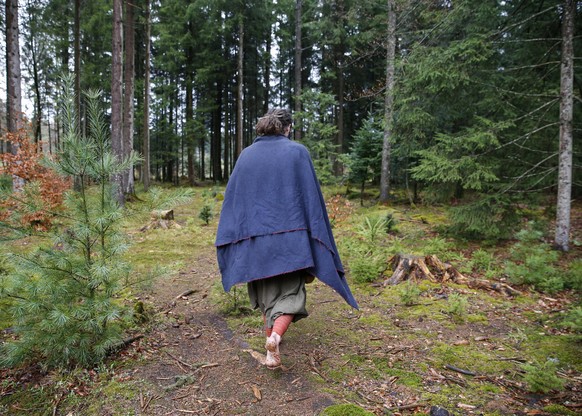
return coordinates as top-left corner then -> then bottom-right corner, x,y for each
321,404 -> 375,416
0,385 -> 54,415
466,313 -> 489,323
358,313 -> 392,328
430,341 -> 515,374
521,332 -> 582,371
84,378 -> 144,414
542,404 -> 578,415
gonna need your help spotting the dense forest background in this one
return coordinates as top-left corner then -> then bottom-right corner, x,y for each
1,3 -> 581,412
0,0 -> 581,242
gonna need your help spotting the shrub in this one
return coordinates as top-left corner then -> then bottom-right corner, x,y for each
350,256 -> 382,284
0,127 -> 71,230
471,248 -> 495,272
561,306 -> 582,334
504,227 -> 562,293
384,212 -> 397,233
199,204 -> 213,225
399,280 -> 421,306
522,359 -> 565,393
564,259 -> 582,291
446,292 -> 468,321
358,216 -> 387,245
423,237 -> 455,258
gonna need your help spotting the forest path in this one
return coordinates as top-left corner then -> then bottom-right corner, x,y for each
131,245 -> 336,416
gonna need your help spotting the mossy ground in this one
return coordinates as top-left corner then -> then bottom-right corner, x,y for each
1,186 -> 581,415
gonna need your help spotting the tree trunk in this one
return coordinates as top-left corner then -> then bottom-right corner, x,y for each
554,0 -> 574,252
30,19 -> 42,144
294,0 -> 302,141
264,35 -> 271,115
143,0 -> 151,191
6,0 -> 24,191
74,0 -> 81,134
236,14 -> 244,158
212,81 -> 223,181
111,0 -> 124,205
379,0 -> 396,202
123,0 -> 136,196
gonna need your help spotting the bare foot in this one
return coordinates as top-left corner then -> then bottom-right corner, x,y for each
265,332 -> 281,368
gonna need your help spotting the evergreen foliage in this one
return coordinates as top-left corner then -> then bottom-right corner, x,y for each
561,306 -> 582,335
522,359 -> 565,394
346,114 -> 383,197
199,204 -> 213,225
447,195 -> 519,241
0,80 -> 140,369
504,227 -> 564,293
297,89 -> 338,184
399,281 -> 421,306
446,292 -> 468,321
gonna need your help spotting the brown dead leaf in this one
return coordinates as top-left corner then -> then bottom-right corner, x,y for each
453,340 -> 470,346
251,385 -> 262,401
243,349 -> 266,365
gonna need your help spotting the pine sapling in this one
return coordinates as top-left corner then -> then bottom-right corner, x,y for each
0,78 -> 141,369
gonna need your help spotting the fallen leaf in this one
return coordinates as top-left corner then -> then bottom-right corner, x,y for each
243,349 -> 266,365
251,385 -> 262,401
457,403 -> 476,410
453,340 -> 470,346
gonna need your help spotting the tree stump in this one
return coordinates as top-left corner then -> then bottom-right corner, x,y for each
140,209 -> 182,231
153,209 -> 174,220
383,254 -> 521,296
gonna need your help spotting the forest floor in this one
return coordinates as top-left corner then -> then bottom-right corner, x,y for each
1,186 -> 581,416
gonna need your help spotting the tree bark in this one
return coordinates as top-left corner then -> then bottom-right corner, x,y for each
28,9 -> 42,144
236,14 -> 244,158
554,0 -> 574,252
6,0 -> 24,191
74,0 -> 81,134
111,0 -> 124,205
123,0 -> 136,196
294,0 -> 302,141
143,0 -> 151,191
379,0 -> 396,202
212,81 -> 223,181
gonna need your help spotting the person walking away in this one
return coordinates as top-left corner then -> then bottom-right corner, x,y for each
215,108 -> 358,368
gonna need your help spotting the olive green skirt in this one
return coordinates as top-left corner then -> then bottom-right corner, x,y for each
247,270 -> 309,328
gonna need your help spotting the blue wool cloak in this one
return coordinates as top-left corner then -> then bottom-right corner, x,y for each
215,135 -> 358,309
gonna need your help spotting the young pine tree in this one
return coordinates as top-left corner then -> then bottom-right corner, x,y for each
1,79 -> 140,368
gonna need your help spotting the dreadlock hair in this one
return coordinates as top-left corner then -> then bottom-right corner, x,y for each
255,108 -> 293,136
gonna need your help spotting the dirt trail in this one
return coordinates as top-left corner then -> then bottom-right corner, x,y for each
132,249 -> 335,416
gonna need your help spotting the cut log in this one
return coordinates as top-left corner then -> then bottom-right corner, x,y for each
383,254 -> 521,296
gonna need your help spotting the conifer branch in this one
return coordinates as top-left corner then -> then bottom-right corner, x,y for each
501,152 -> 559,194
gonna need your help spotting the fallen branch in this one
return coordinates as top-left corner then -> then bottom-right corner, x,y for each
107,334 -> 144,355
384,403 -> 426,411
176,289 -> 197,299
165,351 -> 195,370
445,364 -> 476,376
